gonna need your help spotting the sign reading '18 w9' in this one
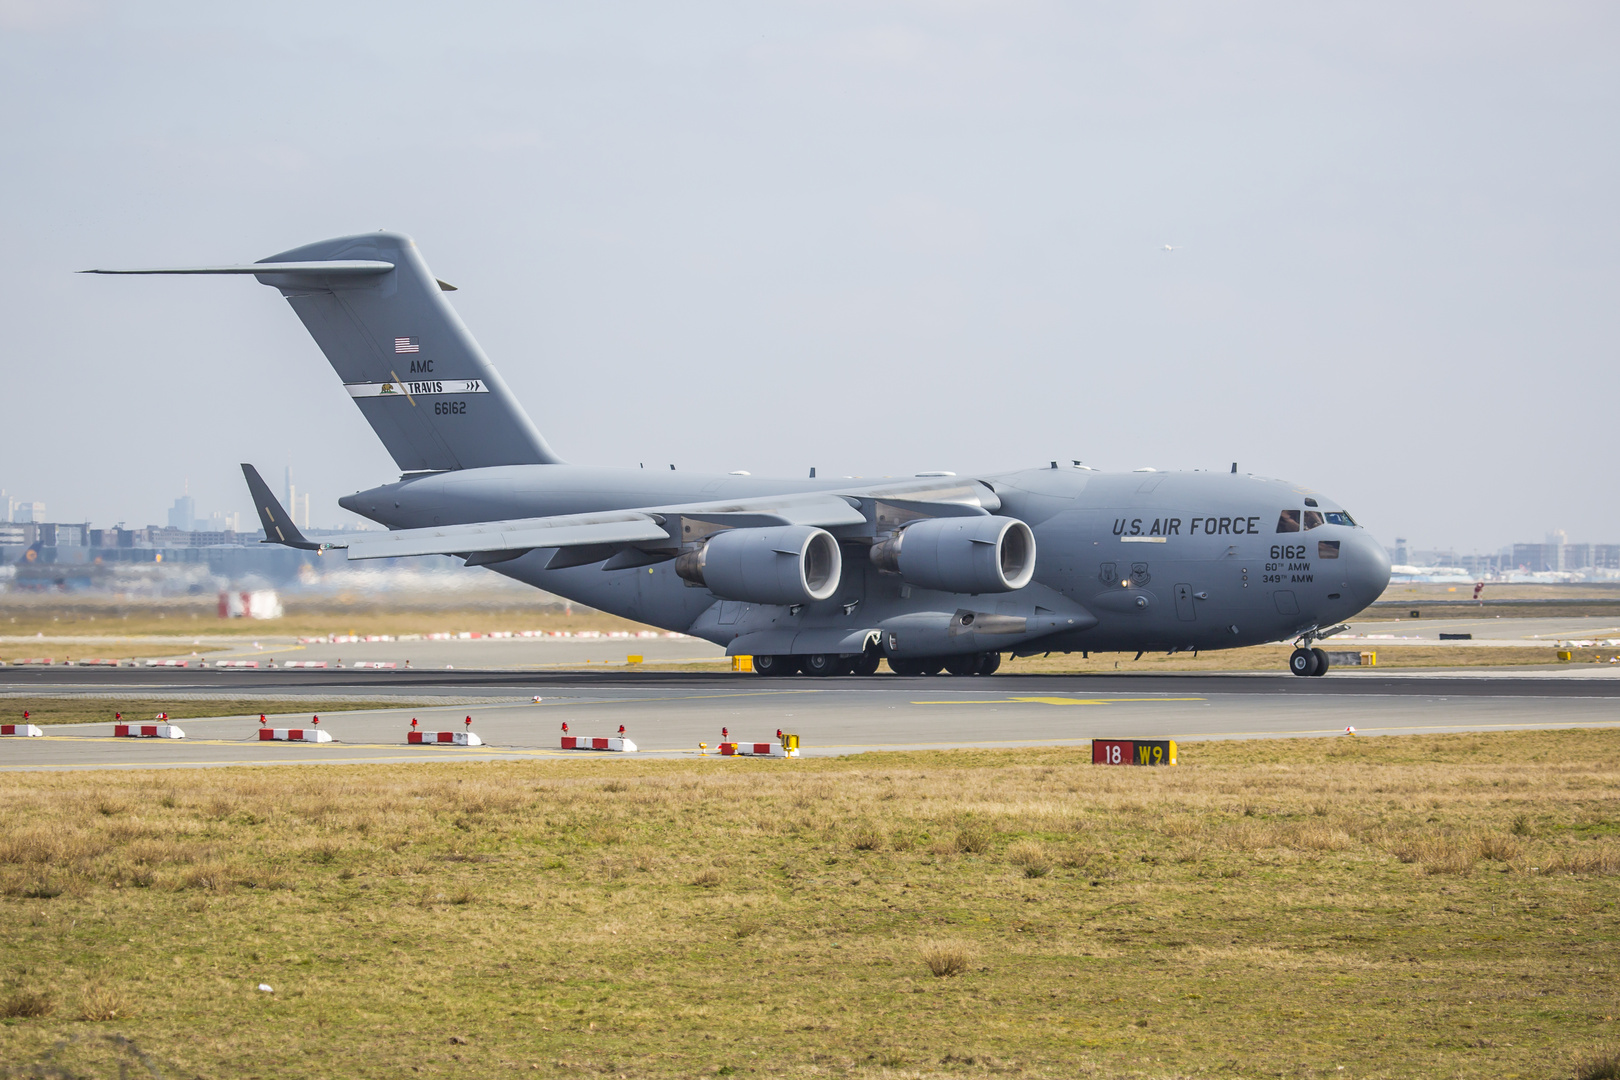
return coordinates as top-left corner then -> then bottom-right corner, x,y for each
1092,739 -> 1178,766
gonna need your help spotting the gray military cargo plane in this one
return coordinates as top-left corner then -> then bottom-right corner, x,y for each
88,232 -> 1389,677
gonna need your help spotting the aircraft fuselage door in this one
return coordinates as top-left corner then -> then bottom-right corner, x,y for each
1173,582 -> 1196,622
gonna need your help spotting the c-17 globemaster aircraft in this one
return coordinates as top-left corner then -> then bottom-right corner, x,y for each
89,232 -> 1390,677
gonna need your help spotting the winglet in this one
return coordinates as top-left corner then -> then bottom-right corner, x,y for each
241,463 -> 324,550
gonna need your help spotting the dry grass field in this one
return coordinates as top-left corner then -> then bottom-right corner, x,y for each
3,731 -> 1620,1078
0,596 -> 647,641
0,642 -> 228,665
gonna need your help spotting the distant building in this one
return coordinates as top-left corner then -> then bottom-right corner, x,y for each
1596,545 -> 1620,570
37,523 -> 87,548
1513,543 -> 1553,571
167,495 -> 195,532
11,500 -> 44,523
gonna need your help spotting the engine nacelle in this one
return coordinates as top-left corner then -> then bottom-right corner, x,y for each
674,525 -> 842,605
869,515 -> 1035,594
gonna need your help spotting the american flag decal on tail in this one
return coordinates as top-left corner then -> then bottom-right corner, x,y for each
394,337 -> 419,353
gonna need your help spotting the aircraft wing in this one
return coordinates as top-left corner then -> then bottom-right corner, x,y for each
339,510 -> 673,560
269,475 -> 998,562
331,490 -> 876,561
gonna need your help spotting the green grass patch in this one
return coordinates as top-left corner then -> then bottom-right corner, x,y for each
1,730 -> 1619,1077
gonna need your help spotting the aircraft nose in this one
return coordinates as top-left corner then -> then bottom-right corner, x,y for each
1342,533 -> 1391,609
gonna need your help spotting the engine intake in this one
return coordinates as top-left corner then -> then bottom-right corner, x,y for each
674,525 -> 842,605
870,515 -> 1035,594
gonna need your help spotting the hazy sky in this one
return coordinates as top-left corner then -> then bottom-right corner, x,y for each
3,2 -> 1616,552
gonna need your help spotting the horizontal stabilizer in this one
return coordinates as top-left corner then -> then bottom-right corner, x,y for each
81,261 -> 395,277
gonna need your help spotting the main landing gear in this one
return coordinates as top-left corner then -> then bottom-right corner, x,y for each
1289,646 -> 1330,677
751,651 -> 1002,677
753,651 -> 872,677
891,652 -> 1001,677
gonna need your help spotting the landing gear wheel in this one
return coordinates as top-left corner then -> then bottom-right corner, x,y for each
1310,647 -> 1330,676
978,651 -> 1002,675
752,654 -> 793,677
852,649 -> 883,676
800,653 -> 840,677
1289,647 -> 1318,677
887,656 -> 944,676
944,654 -> 982,676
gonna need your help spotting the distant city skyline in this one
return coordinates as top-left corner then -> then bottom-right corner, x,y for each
5,477 -> 1618,569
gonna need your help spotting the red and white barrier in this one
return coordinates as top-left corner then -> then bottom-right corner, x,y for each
114,723 -> 185,739
279,661 -> 329,669
219,589 -> 282,620
144,659 -> 190,668
408,731 -> 484,746
75,658 -> 122,666
1,724 -> 43,737
349,661 -> 398,669
258,728 -> 333,743
15,658 -> 54,665
213,660 -> 260,669
719,742 -> 798,758
560,736 -> 637,752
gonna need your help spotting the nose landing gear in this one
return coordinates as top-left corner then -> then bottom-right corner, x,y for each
1288,624 -> 1350,677
1289,646 -> 1331,677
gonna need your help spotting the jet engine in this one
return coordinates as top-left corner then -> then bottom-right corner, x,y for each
674,525 -> 842,605
869,515 -> 1035,593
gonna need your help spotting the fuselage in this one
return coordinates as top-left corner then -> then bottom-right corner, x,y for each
339,463 -> 1390,657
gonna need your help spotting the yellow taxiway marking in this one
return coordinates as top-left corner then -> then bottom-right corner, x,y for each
910,696 -> 1206,706
537,689 -> 824,706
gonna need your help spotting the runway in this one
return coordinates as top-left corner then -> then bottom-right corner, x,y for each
3,665 -> 1617,771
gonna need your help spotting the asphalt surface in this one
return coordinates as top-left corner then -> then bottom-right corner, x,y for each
3,665 -> 1617,771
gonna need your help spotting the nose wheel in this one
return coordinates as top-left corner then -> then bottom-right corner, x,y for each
1289,646 -> 1330,677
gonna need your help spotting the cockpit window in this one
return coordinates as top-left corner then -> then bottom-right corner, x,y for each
1325,511 -> 1356,527
1303,510 -> 1325,530
1318,540 -> 1340,559
1276,510 -> 1300,533
1304,498 -> 1318,507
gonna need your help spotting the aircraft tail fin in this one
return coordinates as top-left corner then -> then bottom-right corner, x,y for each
89,233 -> 561,472
241,463 -> 323,550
